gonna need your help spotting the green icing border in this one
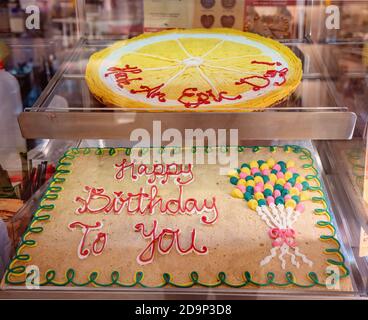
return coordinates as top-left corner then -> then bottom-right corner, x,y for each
4,145 -> 350,288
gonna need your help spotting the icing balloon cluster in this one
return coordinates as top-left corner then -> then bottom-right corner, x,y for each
228,158 -> 310,212
228,157 -> 314,269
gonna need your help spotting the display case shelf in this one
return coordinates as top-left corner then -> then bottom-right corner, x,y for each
2,0 -> 368,299
317,140 -> 368,234
18,38 -> 357,140
0,139 -> 367,299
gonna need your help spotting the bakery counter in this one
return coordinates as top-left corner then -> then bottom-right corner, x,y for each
17,38 -> 356,140
1,140 -> 367,299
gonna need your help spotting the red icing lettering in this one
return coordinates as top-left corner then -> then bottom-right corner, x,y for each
74,185 -> 219,225
251,60 -> 282,66
130,83 -> 167,102
68,221 -> 107,259
105,65 -> 143,88
272,67 -> 288,86
235,76 -> 270,91
178,88 -> 242,109
114,159 -> 194,185
72,158 -> 221,265
134,220 -> 208,265
75,186 -> 111,214
235,60 -> 289,91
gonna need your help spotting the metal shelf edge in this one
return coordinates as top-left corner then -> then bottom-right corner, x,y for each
18,110 -> 357,140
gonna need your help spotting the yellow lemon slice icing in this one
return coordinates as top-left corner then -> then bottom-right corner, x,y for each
86,28 -> 302,111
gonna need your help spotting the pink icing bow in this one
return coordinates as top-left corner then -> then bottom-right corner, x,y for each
268,228 -> 297,248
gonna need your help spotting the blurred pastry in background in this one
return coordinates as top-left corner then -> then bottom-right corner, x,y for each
201,0 -> 216,10
245,6 -> 293,39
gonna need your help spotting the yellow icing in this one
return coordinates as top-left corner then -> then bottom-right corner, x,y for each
286,160 -> 295,168
237,179 -> 247,186
267,158 -> 276,168
246,180 -> 255,187
240,167 -> 251,175
285,199 -> 296,209
85,28 -> 303,112
227,169 -> 239,177
247,199 -> 258,210
249,160 -> 259,168
231,188 -> 244,199
284,171 -> 293,181
276,178 -> 286,186
254,176 -> 264,184
290,187 -> 300,196
254,192 -> 265,200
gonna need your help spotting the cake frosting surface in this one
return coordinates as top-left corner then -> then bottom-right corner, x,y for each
3,146 -> 351,290
86,29 -> 302,111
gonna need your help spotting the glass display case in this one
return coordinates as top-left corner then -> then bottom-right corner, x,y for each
0,0 -> 367,299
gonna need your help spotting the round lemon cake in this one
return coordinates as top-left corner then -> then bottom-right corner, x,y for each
86,29 -> 302,111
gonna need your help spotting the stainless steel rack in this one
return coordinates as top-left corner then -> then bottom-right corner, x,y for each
18,38 -> 357,140
0,140 -> 367,299
4,0 -> 368,299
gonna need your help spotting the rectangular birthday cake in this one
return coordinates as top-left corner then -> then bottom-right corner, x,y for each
3,146 -> 351,290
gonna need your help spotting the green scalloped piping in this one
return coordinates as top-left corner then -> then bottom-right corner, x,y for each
4,145 -> 350,289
